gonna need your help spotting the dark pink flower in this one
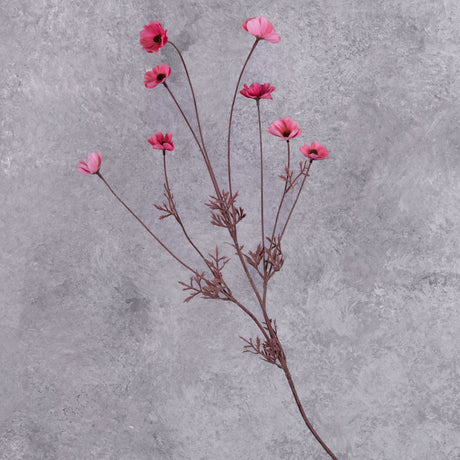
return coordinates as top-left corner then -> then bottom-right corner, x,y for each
299,142 -> 329,160
148,132 -> 174,151
241,17 -> 281,43
140,21 -> 168,54
77,152 -> 102,175
144,63 -> 171,89
240,82 -> 276,100
266,117 -> 302,140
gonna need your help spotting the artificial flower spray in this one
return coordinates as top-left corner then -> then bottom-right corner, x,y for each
78,16 -> 337,459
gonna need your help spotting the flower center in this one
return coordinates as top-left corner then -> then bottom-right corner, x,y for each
157,73 -> 166,81
153,34 -> 162,43
283,131 -> 291,137
310,149 -> 318,155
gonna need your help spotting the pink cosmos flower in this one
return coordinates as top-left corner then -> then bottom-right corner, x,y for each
299,142 -> 329,160
144,63 -> 171,89
240,82 -> 276,100
266,117 -> 302,140
241,17 -> 281,43
77,152 -> 102,175
140,21 -> 168,54
148,132 -> 174,151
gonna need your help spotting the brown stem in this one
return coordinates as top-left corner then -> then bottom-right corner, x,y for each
279,355 -> 338,460
280,160 -> 313,241
162,150 -> 209,267
96,172 -> 194,273
227,38 -> 259,197
168,41 -> 208,159
163,83 -> 263,309
271,140 -> 291,241
163,82 -> 221,197
222,39 -> 265,309
256,100 -> 266,274
227,295 -> 269,341
161,152 -> 267,340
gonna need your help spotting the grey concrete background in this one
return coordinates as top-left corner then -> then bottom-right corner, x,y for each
1,0 -> 459,459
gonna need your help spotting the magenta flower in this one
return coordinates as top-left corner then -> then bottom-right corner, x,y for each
240,82 -> 276,100
241,17 -> 281,43
299,142 -> 329,160
77,152 -> 102,175
148,132 -> 175,151
140,21 -> 168,54
266,117 -> 302,140
144,63 -> 171,89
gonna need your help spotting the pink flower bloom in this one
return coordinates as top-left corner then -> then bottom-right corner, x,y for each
140,21 -> 168,54
144,63 -> 171,89
148,132 -> 174,151
266,117 -> 302,140
77,152 -> 102,175
299,142 -> 329,160
241,17 -> 281,43
240,82 -> 276,100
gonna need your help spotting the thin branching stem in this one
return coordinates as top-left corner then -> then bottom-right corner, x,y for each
256,100 -> 266,275
97,172 -> 194,273
163,82 -> 220,197
271,140 -> 291,241
162,150 -> 209,267
280,160 -> 313,241
169,41 -> 208,157
227,39 -> 259,197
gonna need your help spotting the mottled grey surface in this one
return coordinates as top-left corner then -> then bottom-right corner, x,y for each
1,0 -> 459,459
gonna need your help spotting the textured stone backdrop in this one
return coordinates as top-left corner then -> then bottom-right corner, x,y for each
1,0 -> 459,459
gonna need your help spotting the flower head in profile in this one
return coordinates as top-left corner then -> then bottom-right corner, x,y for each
148,132 -> 174,151
300,142 -> 329,160
240,82 -> 276,100
77,152 -> 102,175
144,63 -> 171,89
140,21 -> 168,54
241,17 -> 281,43
267,117 -> 301,140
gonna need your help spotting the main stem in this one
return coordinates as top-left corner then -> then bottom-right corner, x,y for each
280,356 -> 339,460
163,42 -> 337,459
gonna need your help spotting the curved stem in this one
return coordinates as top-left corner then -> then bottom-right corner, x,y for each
280,356 -> 338,460
227,38 -> 259,197
280,160 -> 313,241
96,172 -> 194,273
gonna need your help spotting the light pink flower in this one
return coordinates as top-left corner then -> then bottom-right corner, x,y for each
299,142 -> 329,160
77,152 -> 102,175
144,63 -> 171,89
266,117 -> 302,140
140,21 -> 168,54
240,82 -> 276,100
241,17 -> 281,43
148,132 -> 174,151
